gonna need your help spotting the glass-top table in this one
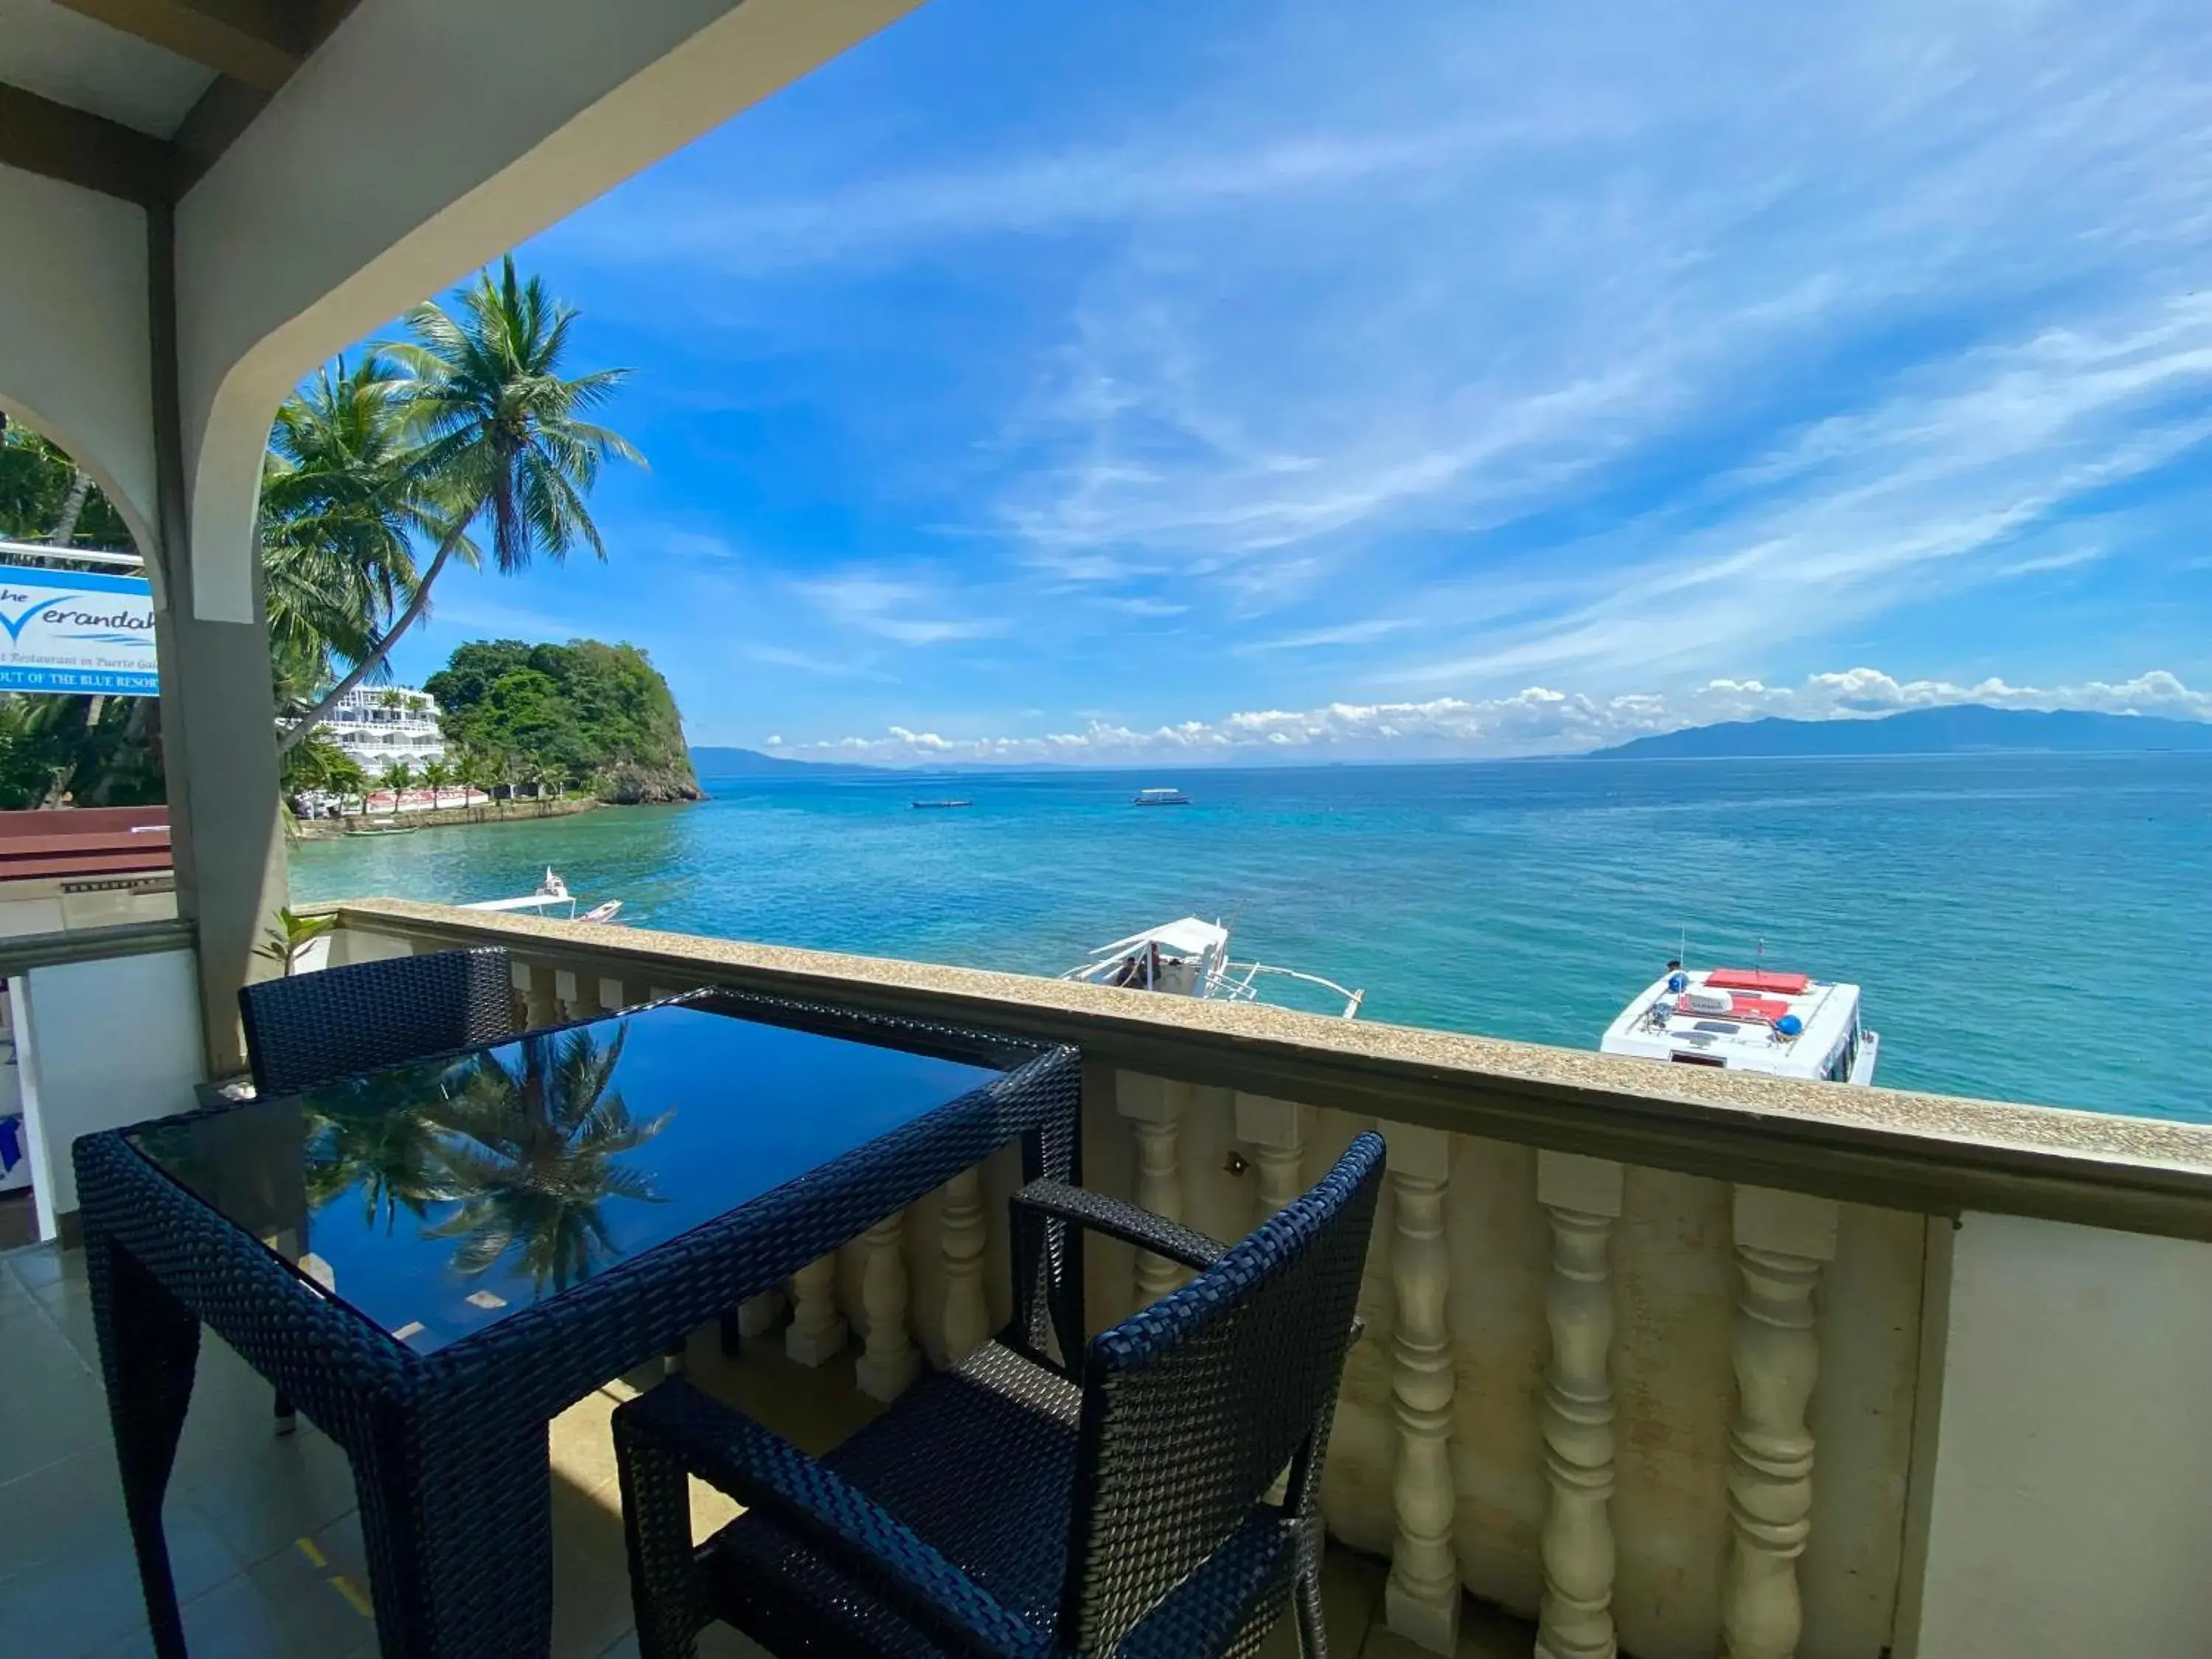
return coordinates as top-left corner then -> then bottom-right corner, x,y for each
75,987 -> 1080,1659
131,999 -> 1006,1354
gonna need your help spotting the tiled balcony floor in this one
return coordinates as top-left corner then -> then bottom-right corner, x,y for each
0,1241 -> 1533,1658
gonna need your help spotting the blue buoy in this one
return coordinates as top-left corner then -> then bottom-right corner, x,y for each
1775,1014 -> 1804,1038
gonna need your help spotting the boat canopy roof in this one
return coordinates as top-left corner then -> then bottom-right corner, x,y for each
1088,917 -> 1229,959
462,894 -> 573,913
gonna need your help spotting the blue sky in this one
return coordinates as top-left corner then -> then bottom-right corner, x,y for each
380,0 -> 2212,762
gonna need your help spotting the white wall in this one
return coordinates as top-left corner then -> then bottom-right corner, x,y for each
0,164 -> 157,557
1907,1211 -> 2212,1659
12,948 -> 205,1237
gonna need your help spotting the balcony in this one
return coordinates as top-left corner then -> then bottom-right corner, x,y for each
9,897 -> 2195,1658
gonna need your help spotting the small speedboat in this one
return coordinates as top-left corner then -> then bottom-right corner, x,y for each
462,868 -> 623,925
1062,917 -> 1363,1018
1600,956 -> 1877,1082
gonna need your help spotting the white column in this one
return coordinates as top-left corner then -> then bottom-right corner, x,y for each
855,1211 -> 921,1402
1720,1186 -> 1841,1659
1116,1074 -> 1189,1304
596,975 -> 627,1015
1536,1152 -> 1623,1659
939,1166 -> 990,1366
1385,1124 -> 1459,1654
785,1253 -> 848,1367
1234,1093 -> 1307,1220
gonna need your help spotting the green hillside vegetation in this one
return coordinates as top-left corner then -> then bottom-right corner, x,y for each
426,639 -> 703,804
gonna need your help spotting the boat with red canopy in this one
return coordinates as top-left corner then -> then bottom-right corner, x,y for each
1599,956 -> 1877,1083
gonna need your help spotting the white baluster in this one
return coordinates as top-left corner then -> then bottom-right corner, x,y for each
1116,1074 -> 1189,1304
785,1253 -> 848,1366
515,961 -> 559,1029
855,1211 -> 920,1401
552,968 -> 585,1021
734,1290 -> 785,1338
939,1166 -> 990,1366
1720,1186 -> 1840,1659
1237,1093 -> 1309,1503
1234,1093 -> 1307,1220
1536,1152 -> 1623,1659
1385,1125 -> 1459,1655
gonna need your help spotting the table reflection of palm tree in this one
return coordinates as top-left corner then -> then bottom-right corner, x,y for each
306,1066 -> 463,1231
425,1024 -> 669,1294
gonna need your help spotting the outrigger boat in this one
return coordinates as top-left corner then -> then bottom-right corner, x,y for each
462,868 -> 623,925
1601,956 -> 1877,1082
1062,917 -> 1363,1018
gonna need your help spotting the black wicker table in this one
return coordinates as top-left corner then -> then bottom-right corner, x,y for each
73,987 -> 1080,1659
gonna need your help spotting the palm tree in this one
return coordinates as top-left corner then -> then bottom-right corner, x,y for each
379,758 -> 414,813
451,749 -> 487,815
260,355 -> 442,713
424,1025 -> 668,1294
420,756 -> 453,807
277,258 -> 641,754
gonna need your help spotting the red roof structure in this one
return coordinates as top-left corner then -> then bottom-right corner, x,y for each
0,807 -> 171,885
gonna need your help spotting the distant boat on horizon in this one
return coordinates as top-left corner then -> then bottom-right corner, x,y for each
1133,786 -> 1191,806
911,799 -> 973,810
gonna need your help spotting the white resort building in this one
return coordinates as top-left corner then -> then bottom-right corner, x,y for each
321,686 -> 446,771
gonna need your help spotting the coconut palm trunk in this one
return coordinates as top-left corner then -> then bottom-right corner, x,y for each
278,530 -> 464,753
274,257 -> 639,757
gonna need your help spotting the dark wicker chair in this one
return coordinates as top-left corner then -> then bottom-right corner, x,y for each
613,1130 -> 1387,1659
237,945 -> 515,1098
236,945 -> 515,1431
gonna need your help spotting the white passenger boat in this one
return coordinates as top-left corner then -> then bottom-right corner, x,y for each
1601,959 -> 1877,1082
1133,787 -> 1191,807
462,868 -> 623,925
1062,917 -> 1363,1018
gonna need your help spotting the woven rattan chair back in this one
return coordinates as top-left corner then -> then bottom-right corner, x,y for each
238,946 -> 515,1096
1057,1131 -> 1385,1653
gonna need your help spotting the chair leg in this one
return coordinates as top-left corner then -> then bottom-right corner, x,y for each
1294,1563 -> 1329,1659
616,1417 -> 706,1659
272,1388 -> 296,1436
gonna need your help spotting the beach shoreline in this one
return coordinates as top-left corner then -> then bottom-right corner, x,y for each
291,796 -> 604,840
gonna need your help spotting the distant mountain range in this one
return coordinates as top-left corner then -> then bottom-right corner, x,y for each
688,745 -> 890,776
1589,705 -> 2212,759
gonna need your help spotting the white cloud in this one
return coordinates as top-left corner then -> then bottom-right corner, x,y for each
540,0 -> 2212,718
791,573 -> 1006,647
771,667 -> 2212,766
742,643 -> 891,680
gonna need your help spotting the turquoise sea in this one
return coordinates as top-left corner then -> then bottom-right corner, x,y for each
290,754 -> 2212,1122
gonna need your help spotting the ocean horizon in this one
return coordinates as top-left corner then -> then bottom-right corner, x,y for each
291,751 -> 2212,1124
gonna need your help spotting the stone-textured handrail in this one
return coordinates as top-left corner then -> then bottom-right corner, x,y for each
310,897 -> 2212,1239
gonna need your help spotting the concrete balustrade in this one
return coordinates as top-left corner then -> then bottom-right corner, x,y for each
309,900 -> 2212,1659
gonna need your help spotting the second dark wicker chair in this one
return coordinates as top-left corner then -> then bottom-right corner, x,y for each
613,1130 -> 1387,1659
237,945 -> 515,1098
236,945 -> 515,1433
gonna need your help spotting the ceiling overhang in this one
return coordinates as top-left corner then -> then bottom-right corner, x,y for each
0,0 -> 355,205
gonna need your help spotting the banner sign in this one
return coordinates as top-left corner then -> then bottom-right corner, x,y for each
0,562 -> 158,695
